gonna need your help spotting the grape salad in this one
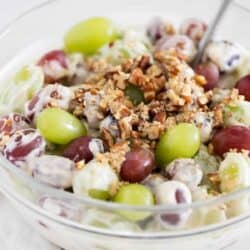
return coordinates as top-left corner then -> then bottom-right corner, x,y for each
1,16 -> 250,231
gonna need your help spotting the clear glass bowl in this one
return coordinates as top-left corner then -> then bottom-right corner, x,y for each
1,0 -> 250,249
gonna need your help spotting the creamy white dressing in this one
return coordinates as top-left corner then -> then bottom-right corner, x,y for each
3,129 -> 46,169
73,160 -> 119,196
29,155 -> 74,189
205,41 -> 242,72
89,139 -> 104,156
25,83 -> 73,121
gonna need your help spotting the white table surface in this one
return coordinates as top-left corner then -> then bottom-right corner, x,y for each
0,195 -> 60,250
1,0 -> 250,250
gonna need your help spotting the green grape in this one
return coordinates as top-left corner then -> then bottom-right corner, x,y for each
64,17 -> 117,55
113,184 -> 154,221
37,108 -> 87,144
224,101 -> 250,127
14,65 -> 44,99
204,208 -> 226,225
88,189 -> 110,200
81,208 -> 140,232
219,152 -> 249,193
14,66 -> 31,84
156,123 -> 200,167
226,197 -> 249,218
125,84 -> 145,105
0,65 -> 44,115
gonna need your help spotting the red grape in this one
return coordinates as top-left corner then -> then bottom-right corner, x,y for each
236,75 -> 250,101
147,17 -> 174,43
156,35 -> 196,61
63,136 -> 104,163
179,18 -> 207,43
38,50 -> 67,68
25,84 -> 72,122
120,148 -> 156,183
194,62 -> 219,91
160,213 -> 180,225
31,155 -> 74,189
37,50 -> 68,83
212,126 -> 250,156
160,190 -> 187,226
39,196 -> 82,221
0,113 -> 30,150
3,129 -> 46,167
0,113 -> 29,137
155,181 -> 192,228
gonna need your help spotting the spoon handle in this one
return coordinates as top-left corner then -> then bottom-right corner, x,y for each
192,0 -> 233,67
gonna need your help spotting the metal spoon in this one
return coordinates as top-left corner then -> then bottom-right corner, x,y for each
192,0 -> 233,67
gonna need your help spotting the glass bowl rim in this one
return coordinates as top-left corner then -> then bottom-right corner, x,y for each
1,0 -> 250,238
2,154 -> 250,213
2,178 -> 250,239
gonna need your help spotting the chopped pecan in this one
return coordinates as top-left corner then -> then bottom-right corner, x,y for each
101,128 -> 115,148
165,23 -> 176,36
207,172 -> 221,185
193,74 -> 207,86
139,121 -> 165,140
118,117 -> 132,140
138,55 -> 151,71
68,51 -> 219,154
213,105 -> 224,127
198,94 -> 209,105
146,64 -> 163,78
144,91 -> 156,102
153,111 -> 166,123
96,141 -> 130,173
129,68 -> 148,86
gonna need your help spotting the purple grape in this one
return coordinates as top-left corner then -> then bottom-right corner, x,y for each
63,136 -> 104,163
120,148 -> 155,183
25,84 -> 72,122
194,62 -> 219,91
37,50 -> 68,83
155,181 -> 192,229
236,75 -> 250,101
3,129 -> 46,167
147,17 -> 174,43
39,196 -> 82,221
0,113 -> 30,150
179,18 -> 207,43
30,155 -> 74,189
212,126 -> 250,157
156,35 -> 196,61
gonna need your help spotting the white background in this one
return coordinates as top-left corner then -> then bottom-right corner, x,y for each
0,0 -> 250,249
0,0 -> 43,27
1,0 -> 250,28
